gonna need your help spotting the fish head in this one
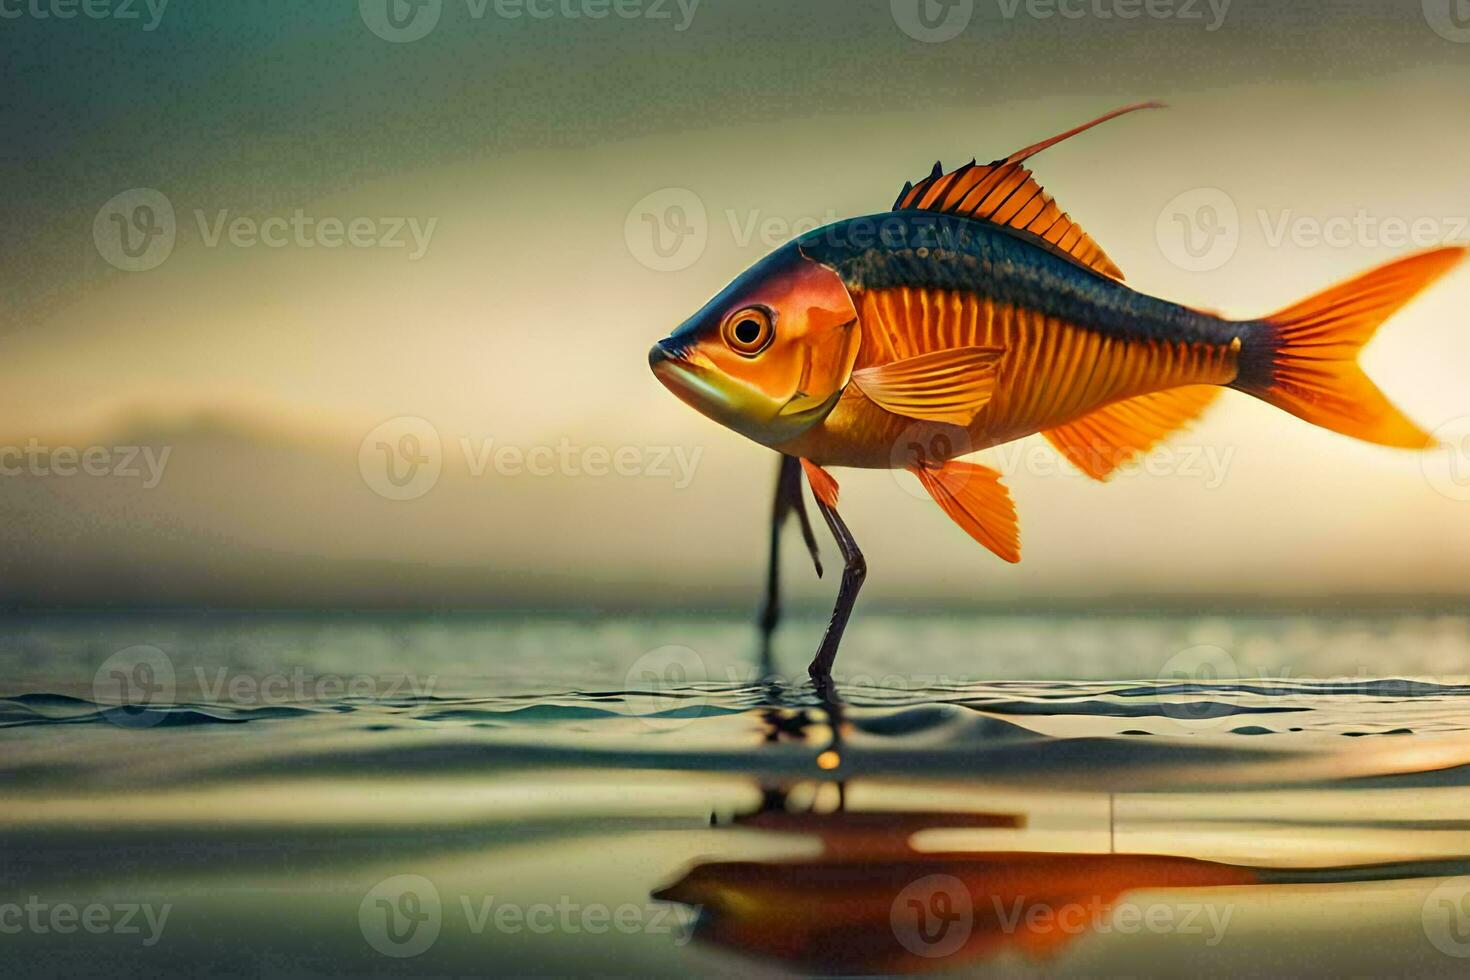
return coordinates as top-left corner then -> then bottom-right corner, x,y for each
649,244 -> 860,446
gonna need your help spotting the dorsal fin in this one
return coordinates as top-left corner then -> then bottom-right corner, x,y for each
892,102 -> 1163,282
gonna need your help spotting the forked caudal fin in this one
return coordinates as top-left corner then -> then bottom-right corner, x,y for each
1232,246 -> 1466,449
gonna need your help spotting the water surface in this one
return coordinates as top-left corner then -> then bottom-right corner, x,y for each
4,611 -> 1470,976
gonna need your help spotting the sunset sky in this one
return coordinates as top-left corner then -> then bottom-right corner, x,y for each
3,0 -> 1469,608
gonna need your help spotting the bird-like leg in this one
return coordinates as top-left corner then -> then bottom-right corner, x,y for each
758,455 -> 823,673
807,494 -> 866,688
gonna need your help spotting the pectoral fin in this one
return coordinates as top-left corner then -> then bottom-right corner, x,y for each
850,347 -> 1005,426
1043,385 -> 1221,481
911,460 -> 1020,564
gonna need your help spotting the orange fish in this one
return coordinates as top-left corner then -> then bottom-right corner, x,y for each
649,102 -> 1464,682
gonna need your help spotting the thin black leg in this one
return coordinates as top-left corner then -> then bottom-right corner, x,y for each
807,495 -> 866,688
791,474 -> 823,580
758,456 -> 822,673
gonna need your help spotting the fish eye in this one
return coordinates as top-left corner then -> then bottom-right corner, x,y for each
722,307 -> 774,356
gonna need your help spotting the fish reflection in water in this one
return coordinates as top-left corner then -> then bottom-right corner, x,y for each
655,697 -> 1267,974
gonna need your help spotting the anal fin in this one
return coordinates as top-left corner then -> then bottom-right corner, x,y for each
850,346 -> 1005,425
1044,385 -> 1220,481
911,461 -> 1021,564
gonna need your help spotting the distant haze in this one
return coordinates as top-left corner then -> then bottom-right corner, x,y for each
3,2 -> 1469,608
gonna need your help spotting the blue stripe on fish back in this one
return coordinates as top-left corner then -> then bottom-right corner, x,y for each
796,212 -> 1246,348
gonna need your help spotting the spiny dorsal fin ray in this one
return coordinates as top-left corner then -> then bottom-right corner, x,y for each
892,102 -> 1164,282
1043,384 -> 1220,481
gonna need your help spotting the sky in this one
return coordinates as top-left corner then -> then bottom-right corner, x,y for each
2,0 -> 1469,608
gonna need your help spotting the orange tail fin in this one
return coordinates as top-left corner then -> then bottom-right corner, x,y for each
1233,246 -> 1465,448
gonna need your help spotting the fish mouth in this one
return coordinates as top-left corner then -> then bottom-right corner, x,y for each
648,338 -> 762,431
648,337 -> 687,373
649,337 -> 834,446
648,338 -> 716,405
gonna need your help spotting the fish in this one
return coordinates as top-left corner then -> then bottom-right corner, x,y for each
648,102 -> 1465,682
